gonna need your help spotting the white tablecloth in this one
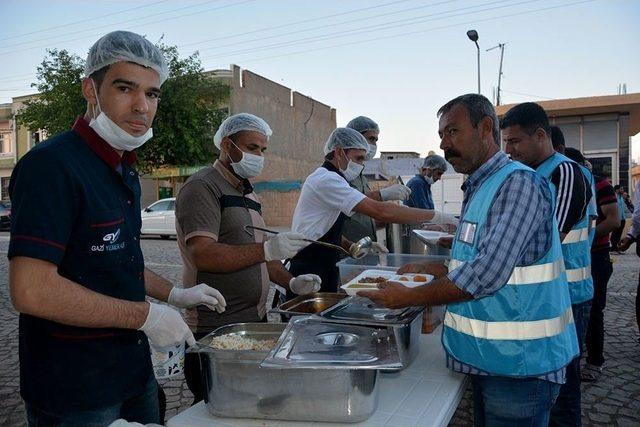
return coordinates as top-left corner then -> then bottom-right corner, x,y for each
167,326 -> 467,427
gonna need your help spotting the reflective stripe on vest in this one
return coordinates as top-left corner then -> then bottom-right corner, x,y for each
449,258 -> 565,285
566,266 -> 590,283
444,306 -> 574,341
564,227 -> 590,244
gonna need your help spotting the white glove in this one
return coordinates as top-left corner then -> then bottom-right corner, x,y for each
264,232 -> 310,261
380,184 -> 411,201
289,274 -> 322,295
139,303 -> 196,347
370,242 -> 389,254
168,284 -> 226,313
429,211 -> 459,226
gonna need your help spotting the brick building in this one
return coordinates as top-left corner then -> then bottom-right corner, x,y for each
141,64 -> 336,226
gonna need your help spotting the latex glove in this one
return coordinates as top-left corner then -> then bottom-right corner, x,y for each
139,303 -> 196,347
429,211 -> 459,226
370,242 -> 389,254
264,232 -> 310,261
289,274 -> 322,295
380,184 -> 411,201
168,284 -> 226,313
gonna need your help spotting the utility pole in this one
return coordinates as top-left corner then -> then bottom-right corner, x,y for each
487,43 -> 506,105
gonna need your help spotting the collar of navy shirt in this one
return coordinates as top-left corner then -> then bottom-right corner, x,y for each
72,117 -> 138,170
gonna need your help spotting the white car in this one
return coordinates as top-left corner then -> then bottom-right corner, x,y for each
141,197 -> 176,239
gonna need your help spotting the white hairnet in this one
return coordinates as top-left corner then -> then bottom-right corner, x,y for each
85,31 -> 169,85
323,127 -> 369,155
346,116 -> 379,134
213,113 -> 272,149
423,154 -> 447,171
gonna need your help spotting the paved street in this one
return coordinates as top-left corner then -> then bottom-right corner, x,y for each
1,232 -> 639,426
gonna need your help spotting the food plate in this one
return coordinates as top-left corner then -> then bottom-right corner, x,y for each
341,269 -> 434,296
412,229 -> 454,245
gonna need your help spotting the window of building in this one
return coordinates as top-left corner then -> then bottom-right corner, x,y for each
1,177 -> 10,201
0,133 -> 12,156
29,129 -> 46,147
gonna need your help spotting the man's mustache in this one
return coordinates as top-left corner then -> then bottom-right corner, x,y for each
444,149 -> 461,161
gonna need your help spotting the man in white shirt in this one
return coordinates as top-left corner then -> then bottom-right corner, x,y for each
289,127 -> 457,292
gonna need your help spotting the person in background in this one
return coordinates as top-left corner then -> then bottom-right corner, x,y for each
563,148 -> 620,382
175,113 -> 322,404
615,179 -> 640,342
290,127 -> 457,293
8,31 -> 223,426
551,125 -> 566,154
341,116 -> 411,243
500,103 -> 593,427
611,184 -> 628,252
404,154 -> 447,210
361,93 -> 578,426
622,190 -> 634,212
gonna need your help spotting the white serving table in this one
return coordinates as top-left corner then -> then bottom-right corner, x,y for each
167,326 -> 467,427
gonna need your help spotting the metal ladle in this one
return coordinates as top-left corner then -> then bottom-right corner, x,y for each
245,225 -> 373,259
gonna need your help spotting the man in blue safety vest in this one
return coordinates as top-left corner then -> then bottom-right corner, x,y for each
501,102 -> 595,427
360,94 -> 578,426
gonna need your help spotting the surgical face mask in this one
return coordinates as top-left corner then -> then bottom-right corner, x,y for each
424,175 -> 434,185
228,140 -> 264,179
88,79 -> 153,151
338,150 -> 364,181
366,143 -> 377,160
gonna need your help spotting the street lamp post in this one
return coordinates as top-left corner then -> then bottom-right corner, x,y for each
466,30 -> 480,94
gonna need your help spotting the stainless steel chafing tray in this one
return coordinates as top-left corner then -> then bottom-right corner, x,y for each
269,292 -> 348,320
190,320 -> 398,422
318,296 -> 424,368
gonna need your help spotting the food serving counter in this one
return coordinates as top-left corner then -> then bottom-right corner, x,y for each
167,325 -> 467,427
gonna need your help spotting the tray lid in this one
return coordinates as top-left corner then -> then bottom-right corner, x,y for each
260,315 -> 402,370
320,296 -> 423,326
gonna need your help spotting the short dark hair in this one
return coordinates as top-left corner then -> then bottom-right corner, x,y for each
550,125 -> 565,150
564,147 -> 586,165
88,65 -> 111,93
614,184 -> 622,190
500,102 -> 551,136
437,94 -> 500,144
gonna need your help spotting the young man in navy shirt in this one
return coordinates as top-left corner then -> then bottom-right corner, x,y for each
9,31 -> 224,426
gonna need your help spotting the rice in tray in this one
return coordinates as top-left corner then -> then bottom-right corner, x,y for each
209,334 -> 277,351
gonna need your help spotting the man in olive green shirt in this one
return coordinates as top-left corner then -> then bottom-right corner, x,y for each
342,116 -> 411,242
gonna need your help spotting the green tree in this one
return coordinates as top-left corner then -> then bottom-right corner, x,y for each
15,49 -> 85,136
15,45 -> 229,173
137,43 -> 229,173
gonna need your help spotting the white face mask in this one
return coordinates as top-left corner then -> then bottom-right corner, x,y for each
338,150 -> 364,181
228,140 -> 264,179
88,79 -> 153,151
366,143 -> 377,160
424,175 -> 434,185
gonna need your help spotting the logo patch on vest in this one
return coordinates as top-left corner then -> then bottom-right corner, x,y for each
459,221 -> 477,245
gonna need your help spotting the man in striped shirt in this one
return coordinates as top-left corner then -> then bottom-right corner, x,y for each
500,103 -> 592,427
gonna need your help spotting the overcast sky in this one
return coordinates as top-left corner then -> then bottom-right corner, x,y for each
1,0 -> 638,159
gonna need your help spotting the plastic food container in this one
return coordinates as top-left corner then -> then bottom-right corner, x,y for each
149,341 -> 185,379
